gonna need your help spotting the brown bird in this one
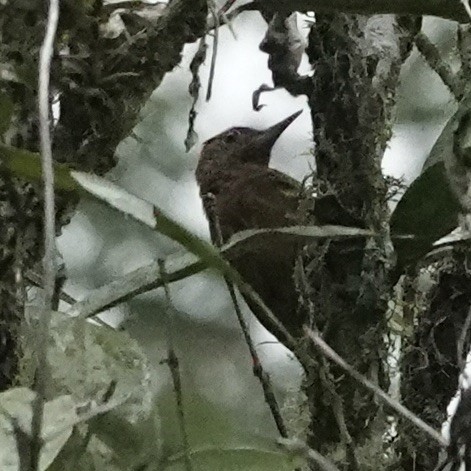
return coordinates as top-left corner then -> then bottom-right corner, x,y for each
195,110 -> 304,344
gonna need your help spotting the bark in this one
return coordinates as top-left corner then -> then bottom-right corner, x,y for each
0,0 -> 207,389
396,253 -> 471,470
249,0 -> 468,23
301,13 -> 419,468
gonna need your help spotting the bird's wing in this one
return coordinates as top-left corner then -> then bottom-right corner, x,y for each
211,167 -> 304,340
214,166 -> 302,241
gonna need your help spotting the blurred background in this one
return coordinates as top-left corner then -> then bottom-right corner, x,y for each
56,5 -> 458,457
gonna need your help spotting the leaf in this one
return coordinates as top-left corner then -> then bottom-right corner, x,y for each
21,309 -> 158,468
390,162 -> 461,272
163,444 -> 302,471
390,93 -> 471,274
68,222 -> 373,319
70,171 -> 231,277
0,143 -> 77,191
227,224 -> 373,247
71,170 -> 156,227
0,92 -> 14,136
1,143 -> 371,294
0,388 -> 77,471
22,309 -> 153,424
0,147 -> 224,277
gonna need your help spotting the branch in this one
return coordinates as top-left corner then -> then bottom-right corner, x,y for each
38,2 -> 58,312
159,260 -> 193,471
415,32 -> 463,101
52,0 -> 208,175
30,0 -> 60,468
203,193 -> 288,438
304,328 -> 447,447
278,438 -> 341,471
66,222 -> 371,320
240,0 -> 469,23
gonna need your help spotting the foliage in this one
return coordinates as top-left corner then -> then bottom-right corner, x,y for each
2,0 -> 471,470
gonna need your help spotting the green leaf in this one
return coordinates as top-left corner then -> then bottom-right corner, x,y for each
68,221 -> 373,319
22,309 -> 153,424
163,444 -> 301,471
227,225 -> 373,250
70,171 -> 232,278
0,92 -> 14,136
390,92 -> 471,274
21,309 -> 158,469
390,162 -> 461,273
0,143 -> 77,191
0,388 -> 77,471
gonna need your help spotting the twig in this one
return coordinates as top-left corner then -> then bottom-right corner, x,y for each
219,0 -> 237,14
415,32 -> 463,101
31,0 -> 60,469
202,193 -> 288,437
320,356 -> 359,469
51,261 -> 66,311
295,256 -> 359,468
462,0 -> 471,20
11,417 -> 31,471
278,438 -> 341,471
207,3 -> 247,31
212,0 -> 468,23
158,259 -> 193,471
38,0 -> 58,312
67,222 -> 372,320
457,306 -> 471,372
206,1 -> 219,101
163,443 -> 340,471
185,36 -> 207,151
42,395 -> 131,444
26,269 -> 75,305
25,270 -> 110,328
304,327 -> 447,447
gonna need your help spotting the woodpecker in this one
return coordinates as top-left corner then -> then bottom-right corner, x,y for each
195,110 -> 304,344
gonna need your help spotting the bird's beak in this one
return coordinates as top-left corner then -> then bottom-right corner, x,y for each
255,109 -> 303,149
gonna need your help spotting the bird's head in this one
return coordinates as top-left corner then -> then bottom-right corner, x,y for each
196,109 -> 302,193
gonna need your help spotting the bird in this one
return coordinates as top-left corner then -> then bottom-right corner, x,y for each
195,110 -> 304,345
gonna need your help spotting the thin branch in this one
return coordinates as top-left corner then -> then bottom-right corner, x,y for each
25,270 -> 111,329
295,256 -> 359,466
206,1 -> 219,101
278,438 -> 341,471
67,224 -> 371,320
462,0 -> 471,20
158,259 -> 193,471
38,1 -> 58,311
219,0 -> 238,14
12,417 -> 31,471
163,443 -> 340,471
185,36 -> 208,151
26,270 -> 76,306
207,4 -> 246,31
30,0 -> 60,469
304,327 -> 447,447
320,355 -> 359,469
202,193 -> 288,438
457,306 -> 471,372
415,32 -> 463,101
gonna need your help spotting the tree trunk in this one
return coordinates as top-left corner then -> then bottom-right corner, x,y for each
302,13 -> 419,467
